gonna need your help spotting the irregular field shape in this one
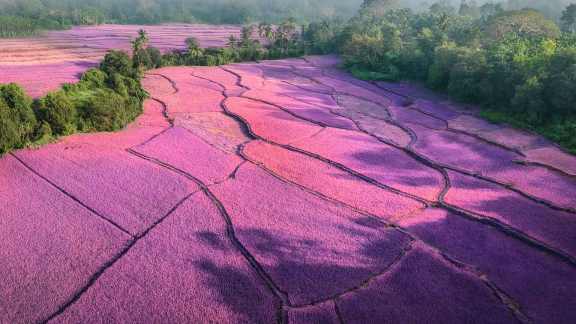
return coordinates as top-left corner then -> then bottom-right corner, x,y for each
225,97 -> 323,145
335,94 -> 392,121
337,243 -> 516,324
172,112 -> 249,154
152,68 -> 224,114
355,116 -> 413,148
478,127 -> 546,150
243,89 -> 356,129
399,208 -> 576,323
0,24 -> 241,97
388,105 -> 446,129
0,155 -> 129,324
211,163 -> 412,305
315,75 -> 392,107
448,114 -> 502,134
445,171 -> 576,256
523,146 -> 576,176
409,123 -> 519,174
14,145 -> 198,235
223,64 -> 265,90
50,193 -> 277,324
292,127 -> 444,201
288,301 -> 339,324
1,57 -> 575,323
192,67 -> 245,96
142,74 -> 177,97
412,99 -> 461,121
63,99 -> 170,150
133,126 -> 243,185
487,161 -> 576,209
243,140 -> 424,221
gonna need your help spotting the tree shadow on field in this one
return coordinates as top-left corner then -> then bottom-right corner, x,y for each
194,219 -> 412,307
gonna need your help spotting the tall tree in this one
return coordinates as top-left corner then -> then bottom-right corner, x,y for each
561,4 -> 576,33
360,0 -> 400,17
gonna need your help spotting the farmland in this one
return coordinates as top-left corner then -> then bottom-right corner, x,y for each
0,24 -> 240,97
1,56 -> 575,323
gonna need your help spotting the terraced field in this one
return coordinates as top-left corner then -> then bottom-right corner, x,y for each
1,56 -> 575,323
0,24 -> 240,97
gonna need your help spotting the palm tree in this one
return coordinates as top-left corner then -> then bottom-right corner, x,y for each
131,29 -> 149,54
258,23 -> 275,44
185,37 -> 204,64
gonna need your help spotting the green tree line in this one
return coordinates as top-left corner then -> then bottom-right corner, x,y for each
0,24 -> 312,154
0,0 -> 362,37
312,0 -> 576,153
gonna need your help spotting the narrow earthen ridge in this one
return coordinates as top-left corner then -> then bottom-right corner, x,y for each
2,57 -> 574,323
10,152 -> 134,237
216,67 -> 576,267
41,192 -> 198,323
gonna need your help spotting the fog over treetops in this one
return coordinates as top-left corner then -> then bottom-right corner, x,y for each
0,0 -> 571,25
0,0 -> 364,24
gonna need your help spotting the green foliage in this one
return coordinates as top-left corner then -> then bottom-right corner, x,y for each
337,3 -> 576,154
0,34 -> 148,154
100,50 -> 136,79
37,91 -> 77,135
302,20 -> 344,54
80,90 -> 134,131
0,83 -> 36,144
561,4 -> 576,33
80,69 -> 108,88
0,0 -> 362,37
485,9 -> 560,41
0,98 -> 21,153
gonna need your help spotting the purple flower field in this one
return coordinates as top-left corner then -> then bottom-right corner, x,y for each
1,55 -> 575,323
0,24 -> 240,97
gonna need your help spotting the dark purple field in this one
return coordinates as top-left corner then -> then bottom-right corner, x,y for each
1,55 -> 575,323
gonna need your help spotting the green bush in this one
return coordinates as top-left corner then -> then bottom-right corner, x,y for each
0,83 -> 36,145
80,68 -> 108,88
37,91 -> 78,135
81,90 -> 132,132
146,47 -> 163,68
0,99 -> 20,153
100,50 -> 136,79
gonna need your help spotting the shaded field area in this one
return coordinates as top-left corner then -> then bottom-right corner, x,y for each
1,56 -> 575,323
0,24 -> 240,97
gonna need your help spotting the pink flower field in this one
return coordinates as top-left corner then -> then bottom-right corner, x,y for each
1,55 -> 575,323
0,24 -> 240,97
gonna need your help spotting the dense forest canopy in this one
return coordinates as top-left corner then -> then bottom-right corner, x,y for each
1,0 -> 575,154
0,0 -> 363,26
328,0 -> 576,153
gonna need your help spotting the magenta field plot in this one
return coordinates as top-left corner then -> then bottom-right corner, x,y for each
1,56 -> 575,323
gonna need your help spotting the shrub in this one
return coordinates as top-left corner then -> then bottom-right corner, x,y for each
81,90 -> 131,132
146,47 -> 163,68
80,68 -> 108,88
0,83 -> 36,144
0,98 -> 20,153
100,50 -> 135,78
37,91 -> 78,135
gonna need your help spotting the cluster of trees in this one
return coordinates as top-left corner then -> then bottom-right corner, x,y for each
0,0 -> 362,37
329,0 -> 576,153
0,24 -> 313,154
141,21 -> 308,68
0,48 -> 147,154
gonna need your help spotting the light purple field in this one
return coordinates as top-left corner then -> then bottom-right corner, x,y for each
1,55 -> 575,323
0,24 -> 240,97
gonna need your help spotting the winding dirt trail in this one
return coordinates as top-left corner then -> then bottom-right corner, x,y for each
1,56 -> 575,324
